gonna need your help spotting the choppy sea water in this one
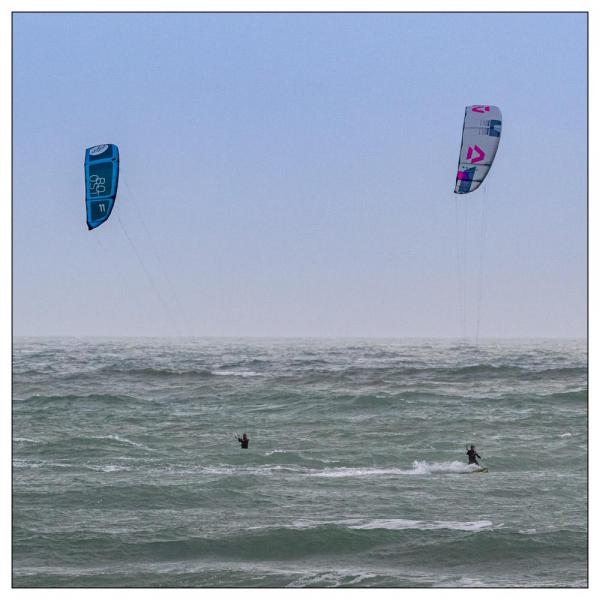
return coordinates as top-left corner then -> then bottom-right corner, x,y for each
13,338 -> 587,587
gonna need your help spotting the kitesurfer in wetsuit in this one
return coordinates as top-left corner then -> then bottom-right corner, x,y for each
237,433 -> 249,449
466,445 -> 481,465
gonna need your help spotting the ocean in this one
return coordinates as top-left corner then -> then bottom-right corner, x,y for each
12,337 -> 587,587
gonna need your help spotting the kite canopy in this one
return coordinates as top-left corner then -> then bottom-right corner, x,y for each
454,106 -> 501,194
84,144 -> 119,229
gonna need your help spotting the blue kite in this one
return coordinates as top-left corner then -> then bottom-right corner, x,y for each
84,144 -> 119,229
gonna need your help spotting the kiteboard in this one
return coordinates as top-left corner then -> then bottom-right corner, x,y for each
470,466 -> 488,474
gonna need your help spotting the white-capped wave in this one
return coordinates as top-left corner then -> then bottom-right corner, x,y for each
86,464 -> 130,472
411,460 -> 479,474
307,460 -> 475,478
347,518 -> 493,532
199,464 -> 301,477
260,517 -> 493,533
308,467 -> 406,478
212,370 -> 261,377
287,569 -> 378,588
96,434 -> 155,452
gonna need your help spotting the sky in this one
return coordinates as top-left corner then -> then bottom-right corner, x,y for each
12,11 -> 587,338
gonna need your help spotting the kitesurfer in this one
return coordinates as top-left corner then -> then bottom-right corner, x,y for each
466,445 -> 481,465
237,433 -> 249,449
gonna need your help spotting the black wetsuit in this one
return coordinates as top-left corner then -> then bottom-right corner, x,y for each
466,449 -> 481,465
238,437 -> 249,449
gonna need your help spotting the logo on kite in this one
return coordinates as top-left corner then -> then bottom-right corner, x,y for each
471,105 -> 491,113
89,144 -> 109,156
466,144 -> 486,164
89,174 -> 107,196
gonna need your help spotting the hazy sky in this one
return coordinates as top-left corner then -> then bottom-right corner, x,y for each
12,12 -> 587,338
